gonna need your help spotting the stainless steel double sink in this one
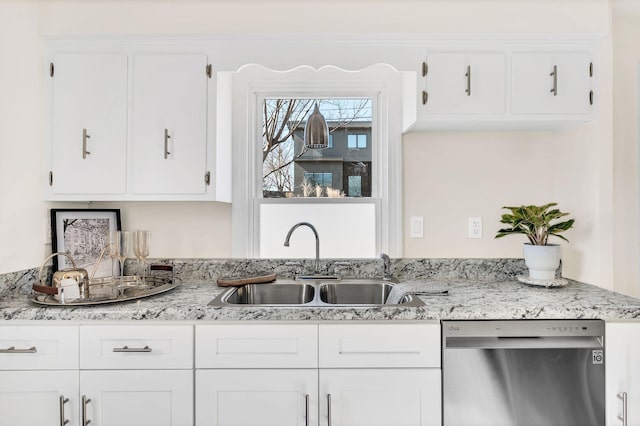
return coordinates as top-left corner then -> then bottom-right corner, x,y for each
209,278 -> 424,308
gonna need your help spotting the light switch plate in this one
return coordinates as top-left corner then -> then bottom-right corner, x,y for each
410,216 -> 424,238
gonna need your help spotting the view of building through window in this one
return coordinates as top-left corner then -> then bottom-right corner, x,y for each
262,98 -> 373,198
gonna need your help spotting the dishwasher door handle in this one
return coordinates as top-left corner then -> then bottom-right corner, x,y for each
444,335 -> 604,350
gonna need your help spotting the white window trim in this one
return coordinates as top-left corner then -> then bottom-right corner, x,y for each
231,63 -> 403,258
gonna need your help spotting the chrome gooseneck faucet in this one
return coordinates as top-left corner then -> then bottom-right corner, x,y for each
284,222 -> 320,274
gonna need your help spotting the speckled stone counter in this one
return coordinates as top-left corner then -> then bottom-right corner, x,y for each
1,258 -> 640,321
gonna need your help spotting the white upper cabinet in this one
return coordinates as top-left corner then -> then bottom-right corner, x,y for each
423,52 -> 506,115
131,54 -> 208,195
45,45 -> 220,201
511,51 -> 593,114
50,53 -> 128,196
407,41 -> 597,131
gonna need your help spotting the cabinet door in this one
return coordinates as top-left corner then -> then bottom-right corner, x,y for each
319,369 -> 441,426
606,322 -> 640,426
424,52 -> 506,114
196,369 -> 317,426
51,53 -> 128,195
131,53 -> 208,195
0,370 -> 78,426
80,370 -> 193,426
511,52 -> 592,114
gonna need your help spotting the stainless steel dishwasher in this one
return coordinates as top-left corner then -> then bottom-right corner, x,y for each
442,319 -> 605,426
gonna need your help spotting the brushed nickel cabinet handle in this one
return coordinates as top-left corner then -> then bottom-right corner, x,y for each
82,128 -> 91,159
465,65 -> 471,96
82,395 -> 91,426
421,61 -> 428,77
164,128 -> 171,159
112,345 -> 152,353
305,394 -> 310,426
422,90 -> 428,105
59,395 -> 69,426
550,65 -> 558,96
327,393 -> 332,426
0,346 -> 37,354
618,392 -> 628,426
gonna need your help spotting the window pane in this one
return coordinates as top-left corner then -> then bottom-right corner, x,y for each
262,98 -> 372,198
348,176 -> 362,196
347,134 -> 357,149
259,202 -> 377,258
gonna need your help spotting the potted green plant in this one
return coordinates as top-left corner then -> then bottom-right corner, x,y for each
495,203 -> 574,280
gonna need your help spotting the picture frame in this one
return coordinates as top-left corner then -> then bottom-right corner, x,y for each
50,209 -> 122,278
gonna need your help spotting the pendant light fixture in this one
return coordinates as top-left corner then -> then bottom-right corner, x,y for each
304,102 -> 330,150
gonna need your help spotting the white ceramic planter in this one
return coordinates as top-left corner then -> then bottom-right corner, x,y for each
522,244 -> 561,280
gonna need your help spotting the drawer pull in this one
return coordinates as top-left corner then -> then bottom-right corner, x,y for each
338,350 -> 420,355
113,345 -> 152,353
0,346 -> 37,354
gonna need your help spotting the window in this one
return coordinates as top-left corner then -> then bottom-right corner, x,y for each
304,172 -> 333,188
347,134 -> 367,149
262,98 -> 371,199
231,64 -> 403,259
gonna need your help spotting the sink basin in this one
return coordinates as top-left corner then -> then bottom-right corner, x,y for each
209,279 -> 424,307
221,283 -> 315,305
320,282 -> 407,305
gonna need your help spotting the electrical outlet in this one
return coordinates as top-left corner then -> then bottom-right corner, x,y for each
468,216 -> 482,239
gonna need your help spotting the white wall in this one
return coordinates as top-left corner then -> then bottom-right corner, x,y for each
612,0 -> 640,296
0,0 -> 624,293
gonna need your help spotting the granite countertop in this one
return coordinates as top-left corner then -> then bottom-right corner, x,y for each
2,277 -> 640,322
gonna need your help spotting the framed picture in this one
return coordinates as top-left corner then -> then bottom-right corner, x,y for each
51,209 -> 122,278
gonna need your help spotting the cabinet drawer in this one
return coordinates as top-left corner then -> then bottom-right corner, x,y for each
80,325 -> 193,369
196,324 -> 318,368
319,322 -> 440,368
0,325 -> 78,370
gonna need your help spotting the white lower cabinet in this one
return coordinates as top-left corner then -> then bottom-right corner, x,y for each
80,370 -> 193,426
0,324 -> 194,426
0,325 -> 80,426
79,325 -> 194,426
606,321 -> 640,426
195,322 -> 441,426
196,369 -> 317,426
0,370 -> 79,426
195,368 -> 440,426
320,369 -> 441,426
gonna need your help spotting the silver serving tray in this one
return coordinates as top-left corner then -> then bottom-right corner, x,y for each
31,276 -> 179,307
